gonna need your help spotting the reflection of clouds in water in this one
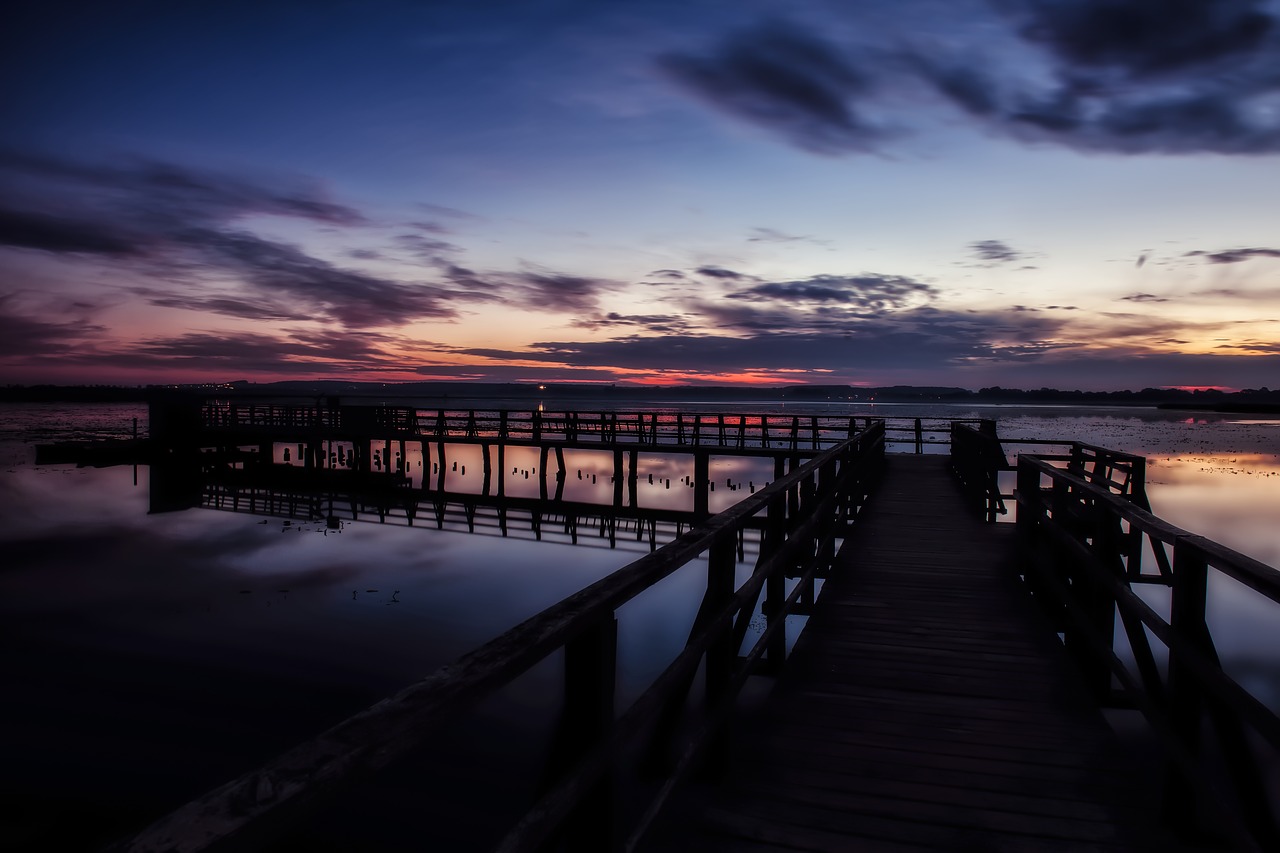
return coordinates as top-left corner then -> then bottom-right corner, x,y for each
0,464 -> 147,536
1144,458 -> 1280,567
0,522 -> 365,617
998,413 -> 1280,569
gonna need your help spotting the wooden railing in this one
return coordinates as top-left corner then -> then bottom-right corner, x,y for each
113,422 -> 886,853
1016,457 -> 1280,850
949,425 -> 1151,524
418,410 -> 867,452
949,421 -> 1006,521
193,400 -> 988,456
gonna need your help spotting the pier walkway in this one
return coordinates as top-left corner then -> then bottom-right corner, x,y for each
650,454 -> 1151,852
107,409 -> 1278,852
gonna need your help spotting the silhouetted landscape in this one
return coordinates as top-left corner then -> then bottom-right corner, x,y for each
4,380 -> 1280,412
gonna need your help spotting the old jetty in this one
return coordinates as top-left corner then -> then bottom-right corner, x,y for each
103,399 -> 1278,852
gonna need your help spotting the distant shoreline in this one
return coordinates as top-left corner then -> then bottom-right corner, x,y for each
3,381 -> 1278,411
1155,402 -> 1280,415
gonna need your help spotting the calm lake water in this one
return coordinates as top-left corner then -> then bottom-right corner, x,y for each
2,399 -> 1278,850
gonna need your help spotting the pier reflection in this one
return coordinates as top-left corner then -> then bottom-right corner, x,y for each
153,437 -> 782,553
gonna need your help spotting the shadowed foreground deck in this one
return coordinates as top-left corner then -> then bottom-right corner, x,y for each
648,454 -> 1157,852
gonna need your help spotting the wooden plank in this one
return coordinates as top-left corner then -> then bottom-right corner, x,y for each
646,454 -> 1152,852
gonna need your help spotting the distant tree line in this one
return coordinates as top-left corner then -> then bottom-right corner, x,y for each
2,381 -> 1278,410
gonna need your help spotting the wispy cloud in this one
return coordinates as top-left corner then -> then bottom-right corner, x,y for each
969,240 -> 1028,266
0,294 -> 106,357
659,21 -> 890,154
666,2 -> 1280,156
0,151 -> 625,331
695,265 -> 749,280
727,274 -> 937,312
1186,247 -> 1280,264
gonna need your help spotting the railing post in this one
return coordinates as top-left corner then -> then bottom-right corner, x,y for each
693,451 -> 710,519
1079,499 -> 1119,702
762,491 -> 788,674
914,418 -> 923,454
555,614 -> 618,852
1015,460 -> 1053,614
1163,539 -> 1209,834
704,532 -> 737,775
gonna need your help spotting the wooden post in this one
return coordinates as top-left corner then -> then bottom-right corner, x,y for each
496,442 -> 505,497
763,491 -> 788,673
914,418 -> 923,454
627,449 -> 638,508
541,445 -> 551,502
481,442 -> 492,496
554,615 -> 617,852
693,451 -> 710,519
1079,500 -> 1119,702
612,449 -> 624,509
704,532 -> 737,775
1163,539 -> 1208,833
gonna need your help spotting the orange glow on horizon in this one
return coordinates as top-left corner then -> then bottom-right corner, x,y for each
624,370 -> 809,386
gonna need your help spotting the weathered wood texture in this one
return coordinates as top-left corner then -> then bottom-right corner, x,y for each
647,454 -> 1164,853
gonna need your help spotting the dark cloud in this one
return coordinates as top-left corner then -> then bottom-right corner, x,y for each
1191,286 -> 1280,302
1186,247 -> 1280,264
695,265 -> 748,280
969,239 -> 1026,265
139,292 -> 312,323
0,150 -> 363,228
666,6 -> 1280,156
0,294 -> 105,357
953,0 -> 1280,154
76,327 -> 444,376
659,21 -> 889,154
393,232 -> 461,263
516,272 -> 614,312
0,151 -> 624,330
647,269 -> 687,280
728,274 -> 937,312
909,58 -> 1001,117
0,152 -> 474,329
0,207 -> 143,257
163,229 -> 459,327
1011,0 -> 1275,77
433,265 -> 618,313
748,227 -> 802,243
570,312 -> 694,334
462,305 -> 1072,373
1121,293 -> 1169,303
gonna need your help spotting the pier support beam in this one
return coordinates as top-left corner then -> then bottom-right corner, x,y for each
694,451 -> 710,519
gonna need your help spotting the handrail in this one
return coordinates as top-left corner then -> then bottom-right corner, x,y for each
190,400 -> 985,455
947,424 -> 1150,524
1016,455 -> 1280,849
113,422 -> 886,852
948,421 -> 1006,521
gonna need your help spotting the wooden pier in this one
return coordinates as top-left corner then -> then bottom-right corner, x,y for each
101,408 -> 1279,853
645,454 -> 1151,851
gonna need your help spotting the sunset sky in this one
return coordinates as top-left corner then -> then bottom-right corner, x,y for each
3,0 -> 1279,389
